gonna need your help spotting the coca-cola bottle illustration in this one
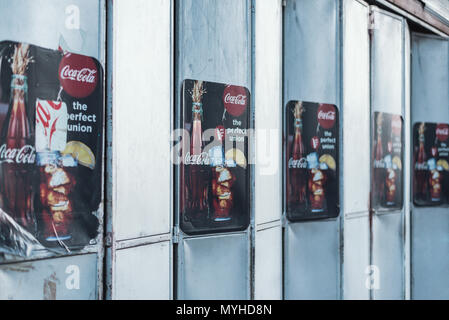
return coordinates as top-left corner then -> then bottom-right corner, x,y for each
209,130 -> 236,222
429,138 -> 442,203
1,44 -> 35,231
287,102 -> 308,213
414,123 -> 428,203
373,113 -> 385,206
185,81 -> 210,220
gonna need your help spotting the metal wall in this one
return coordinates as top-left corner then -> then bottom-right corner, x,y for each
0,0 -> 106,300
175,0 -> 252,300
411,32 -> 449,300
106,0 -> 173,300
283,0 -> 341,300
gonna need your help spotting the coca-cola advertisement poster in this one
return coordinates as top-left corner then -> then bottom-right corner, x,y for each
0,41 -> 103,256
371,112 -> 404,211
413,122 -> 449,206
284,101 -> 339,222
177,79 -> 250,235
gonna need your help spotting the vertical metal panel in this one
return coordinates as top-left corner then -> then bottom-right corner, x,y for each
285,221 -> 339,299
178,233 -> 250,300
371,212 -> 404,299
254,226 -> 282,300
370,7 -> 406,300
284,0 -> 339,104
0,254 -> 98,300
283,0 -> 340,300
113,0 -> 172,241
254,0 -> 282,225
0,0 -> 105,63
114,241 -> 171,300
343,0 -> 370,215
176,0 -> 251,300
176,0 -> 251,88
342,0 -> 370,299
344,215 -> 370,299
411,33 -> 449,300
254,0 -> 282,300
108,0 -> 173,300
403,21 -> 411,301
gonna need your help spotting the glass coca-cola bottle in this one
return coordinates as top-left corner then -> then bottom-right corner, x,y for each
210,129 -> 236,222
185,81 -> 210,221
287,102 -> 308,214
1,70 -> 35,231
429,137 -> 442,203
414,123 -> 428,203
373,113 -> 385,206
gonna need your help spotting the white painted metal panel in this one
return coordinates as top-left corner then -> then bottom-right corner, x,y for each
411,33 -> 449,300
343,0 -> 370,215
370,7 -> 406,300
343,214 -> 370,299
254,225 -> 282,300
283,0 -> 340,300
0,254 -> 98,300
178,233 -> 250,300
114,241 -> 171,300
113,0 -> 172,240
371,211 -> 404,299
254,0 -> 282,225
342,0 -> 370,300
0,0 -> 105,62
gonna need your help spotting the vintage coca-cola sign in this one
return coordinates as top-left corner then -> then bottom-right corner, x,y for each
58,53 -> 98,98
372,112 -> 404,210
179,79 -> 250,235
0,41 -> 104,255
285,100 -> 339,222
413,122 -> 449,206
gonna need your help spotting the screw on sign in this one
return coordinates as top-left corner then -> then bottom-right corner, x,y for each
58,53 -> 98,98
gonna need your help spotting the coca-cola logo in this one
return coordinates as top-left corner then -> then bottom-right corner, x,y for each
288,157 -> 307,169
184,152 -> 210,166
58,53 -> 98,98
415,162 -> 428,170
317,104 -> 336,129
223,85 -> 248,117
436,123 -> 449,142
0,144 -> 35,164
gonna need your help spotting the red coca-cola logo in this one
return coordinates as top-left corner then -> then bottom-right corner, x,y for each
317,104 -> 336,129
58,53 -> 98,98
223,85 -> 247,117
436,123 -> 449,142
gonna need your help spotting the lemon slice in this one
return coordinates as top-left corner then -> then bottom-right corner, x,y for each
319,154 -> 336,171
225,148 -> 247,169
437,159 -> 449,171
61,141 -> 96,169
393,156 -> 402,170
